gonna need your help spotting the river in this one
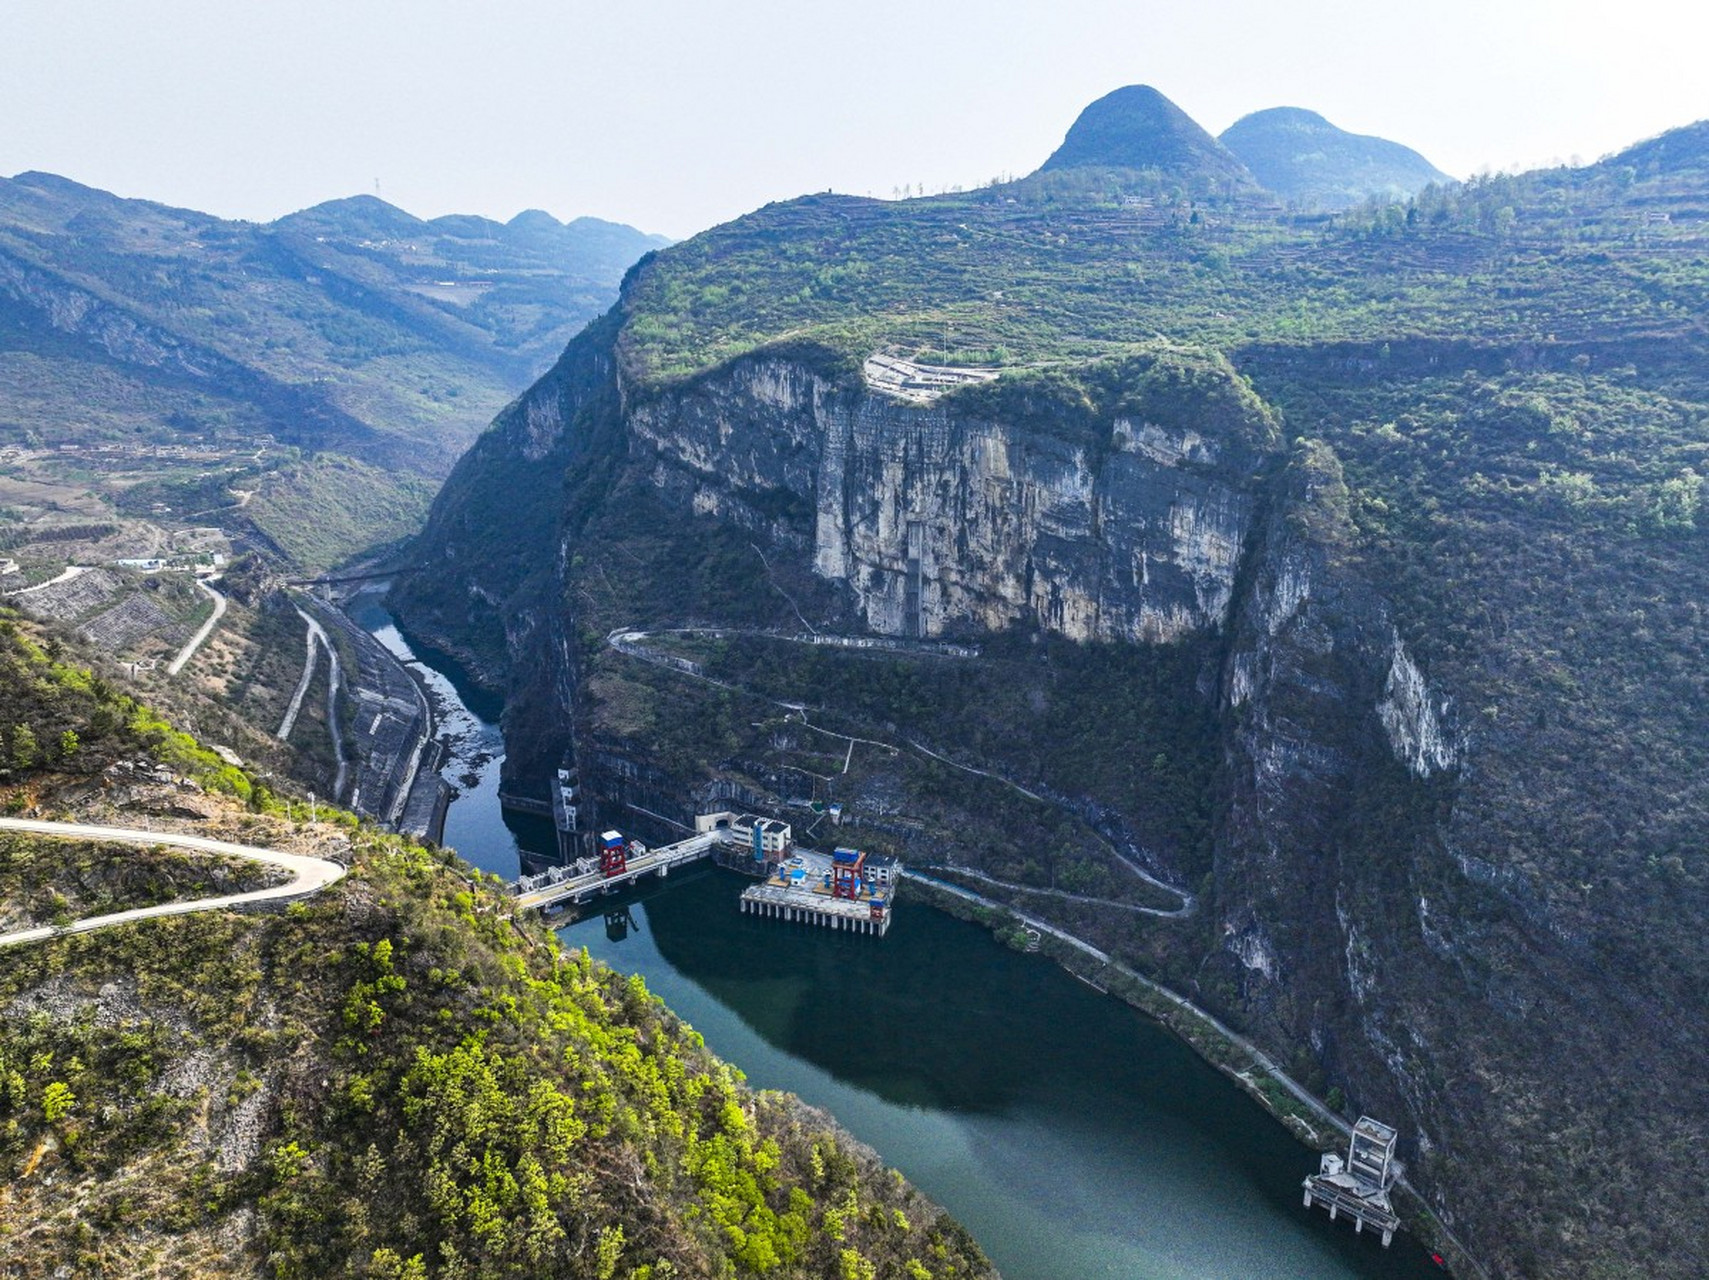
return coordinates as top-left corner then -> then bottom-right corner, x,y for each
348,591 -> 556,878
358,595 -> 1447,1280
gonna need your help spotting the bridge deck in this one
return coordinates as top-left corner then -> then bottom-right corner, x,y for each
513,831 -> 723,911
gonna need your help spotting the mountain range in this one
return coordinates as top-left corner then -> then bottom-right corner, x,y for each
0,172 -> 666,568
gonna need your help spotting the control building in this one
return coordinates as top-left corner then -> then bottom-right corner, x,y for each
1302,1116 -> 1403,1246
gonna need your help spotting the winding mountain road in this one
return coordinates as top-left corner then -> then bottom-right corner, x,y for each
607,624 -> 1196,918
0,816 -> 346,950
165,579 -> 227,676
928,861 -> 1195,919
276,611 -> 322,740
294,605 -> 349,799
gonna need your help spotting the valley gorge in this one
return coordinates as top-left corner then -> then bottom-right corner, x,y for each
5,72 -> 1708,1279
394,100 -> 1709,1277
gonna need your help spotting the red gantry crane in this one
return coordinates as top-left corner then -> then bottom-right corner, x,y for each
599,830 -> 629,878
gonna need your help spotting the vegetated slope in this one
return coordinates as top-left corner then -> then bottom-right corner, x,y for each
0,603 -> 288,811
396,88 -> 1709,1280
0,833 -> 288,931
0,173 -> 667,471
0,554 -> 346,801
0,171 -> 666,569
1034,84 -> 1257,193
1605,118 -> 1709,177
602,128 -> 1708,391
0,617 -> 992,1280
1218,107 -> 1451,208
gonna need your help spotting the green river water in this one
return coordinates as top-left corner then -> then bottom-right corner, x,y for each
359,595 -> 1449,1280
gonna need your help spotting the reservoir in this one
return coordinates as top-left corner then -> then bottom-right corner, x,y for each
362,597 -> 1446,1280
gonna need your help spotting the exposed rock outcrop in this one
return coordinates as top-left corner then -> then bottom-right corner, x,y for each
626,354 -> 1263,644
395,287 -> 1703,1280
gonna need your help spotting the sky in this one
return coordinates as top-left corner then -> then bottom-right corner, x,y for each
4,0 -> 1706,240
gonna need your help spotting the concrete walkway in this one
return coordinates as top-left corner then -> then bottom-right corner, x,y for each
0,816 -> 346,949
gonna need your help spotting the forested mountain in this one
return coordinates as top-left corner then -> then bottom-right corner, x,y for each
394,85 -> 1709,1278
1035,84 -> 1257,192
0,610 -> 991,1279
1219,107 -> 1451,207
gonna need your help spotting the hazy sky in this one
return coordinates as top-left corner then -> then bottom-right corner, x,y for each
4,0 -> 1706,239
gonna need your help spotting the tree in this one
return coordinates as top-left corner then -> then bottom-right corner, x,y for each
11,724 -> 37,770
42,1081 -> 75,1122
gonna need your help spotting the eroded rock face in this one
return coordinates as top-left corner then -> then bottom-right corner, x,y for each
411,316 -> 1695,1277
1377,634 -> 1461,777
628,356 -> 1257,643
0,248 -> 220,376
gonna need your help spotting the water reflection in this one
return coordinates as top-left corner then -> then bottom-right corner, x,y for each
644,874 -> 1059,1113
362,593 -> 1450,1280
569,872 -> 1446,1280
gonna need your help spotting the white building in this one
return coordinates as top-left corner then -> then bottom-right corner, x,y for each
695,811 -> 793,857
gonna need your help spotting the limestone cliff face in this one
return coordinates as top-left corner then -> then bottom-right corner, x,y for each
397,317 -> 1570,1271
627,354 -> 1259,644
1205,460 -> 1544,1260
401,327 -> 1279,803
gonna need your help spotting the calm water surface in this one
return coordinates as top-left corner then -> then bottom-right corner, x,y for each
363,595 -> 1445,1280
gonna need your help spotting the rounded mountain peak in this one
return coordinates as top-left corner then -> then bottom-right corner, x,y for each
1219,107 -> 1450,208
1035,85 -> 1254,188
1233,106 -> 1333,130
507,208 -> 563,232
275,194 -> 424,240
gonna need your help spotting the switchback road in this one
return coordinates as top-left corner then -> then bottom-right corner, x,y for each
0,816 -> 346,950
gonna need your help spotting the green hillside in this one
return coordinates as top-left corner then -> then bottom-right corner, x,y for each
612,119 -> 1709,390
0,614 -> 992,1280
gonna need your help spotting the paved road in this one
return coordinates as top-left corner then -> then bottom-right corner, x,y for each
276,612 -> 321,740
0,816 -> 346,950
295,606 -> 349,799
3,565 -> 90,598
166,579 -> 227,676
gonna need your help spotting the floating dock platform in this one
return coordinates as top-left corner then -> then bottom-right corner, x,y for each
738,846 -> 897,938
511,810 -> 901,938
